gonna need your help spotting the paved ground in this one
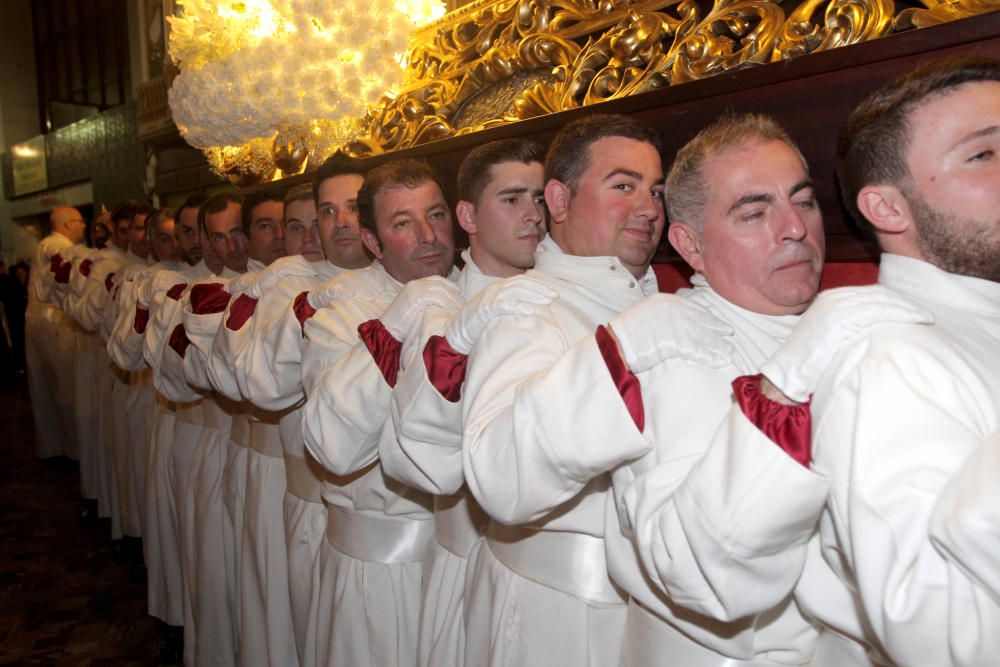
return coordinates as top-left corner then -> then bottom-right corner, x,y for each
0,379 -> 180,666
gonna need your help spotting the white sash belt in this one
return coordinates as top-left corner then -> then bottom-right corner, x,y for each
201,398 -> 232,432
434,492 -> 486,558
174,399 -> 203,425
325,504 -> 433,564
284,452 -> 324,504
621,600 -> 791,667
487,523 -> 625,606
230,414 -> 251,449
249,420 -> 283,459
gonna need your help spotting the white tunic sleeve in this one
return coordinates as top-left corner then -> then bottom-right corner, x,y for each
300,302 -> 391,476
813,332 -> 1000,667
151,292 -> 201,403
380,307 -> 465,495
240,291 -> 311,411
462,312 -> 649,525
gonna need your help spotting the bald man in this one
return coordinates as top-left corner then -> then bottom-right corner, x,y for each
26,206 -> 85,459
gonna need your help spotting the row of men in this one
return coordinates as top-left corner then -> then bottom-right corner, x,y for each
26,55 -> 999,667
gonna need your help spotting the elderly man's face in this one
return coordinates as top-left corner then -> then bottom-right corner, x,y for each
673,139 -> 824,315
246,200 -> 286,266
130,213 -> 150,258
206,202 -> 248,273
284,199 -> 324,262
902,80 -> 1000,282
362,180 -> 455,283
548,136 -> 665,279
176,206 -> 203,265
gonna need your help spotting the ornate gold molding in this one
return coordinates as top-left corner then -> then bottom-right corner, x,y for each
343,0 -> 997,157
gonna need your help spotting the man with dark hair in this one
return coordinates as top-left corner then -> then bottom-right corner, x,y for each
242,191 -> 286,267
176,194 -> 208,267
294,157 -> 456,666
111,201 -> 137,254
217,152 -> 371,666
730,55 -> 1000,666
313,152 -> 370,271
358,138 -> 546,667
422,113 -> 664,665
200,191 -> 248,274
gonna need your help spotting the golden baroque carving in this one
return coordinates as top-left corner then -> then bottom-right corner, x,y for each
341,0 -> 998,158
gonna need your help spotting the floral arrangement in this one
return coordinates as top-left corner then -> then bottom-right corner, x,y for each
167,0 -> 444,181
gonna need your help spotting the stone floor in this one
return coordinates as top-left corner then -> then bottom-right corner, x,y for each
0,380 -> 179,666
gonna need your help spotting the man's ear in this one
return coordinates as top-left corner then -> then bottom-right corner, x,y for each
857,184 -> 912,235
667,222 -> 705,273
456,200 -> 477,236
361,228 -> 383,260
544,179 -> 570,226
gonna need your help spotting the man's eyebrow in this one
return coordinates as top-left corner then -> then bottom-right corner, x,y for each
789,179 -> 815,197
495,186 -> 530,196
602,168 -> 643,181
727,192 -> 774,216
951,125 -> 1000,150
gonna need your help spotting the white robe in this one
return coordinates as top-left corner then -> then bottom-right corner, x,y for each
300,262 -> 439,667
181,272 -> 244,667
237,258 -> 353,667
795,255 -> 1000,666
520,275 -> 822,665
25,231 -> 76,459
460,236 -> 657,667
380,252 -> 496,667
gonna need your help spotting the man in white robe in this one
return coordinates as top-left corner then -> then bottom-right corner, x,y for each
177,191 -> 256,667
693,56 -> 1000,666
26,205 -> 84,459
106,205 -> 156,548
233,155 -> 370,667
69,203 -> 132,530
375,138 -> 547,667
448,114 -> 665,666
146,197 -> 234,667
299,158 -> 457,667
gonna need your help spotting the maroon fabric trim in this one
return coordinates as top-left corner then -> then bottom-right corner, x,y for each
166,283 -> 187,301
167,323 -> 190,358
422,335 -> 468,404
133,307 -> 150,334
226,293 -> 258,331
190,282 -> 230,315
50,254 -> 63,274
79,259 -> 93,277
293,291 -> 316,332
358,319 -> 402,388
54,260 -> 72,284
105,273 -> 116,293
595,325 -> 644,432
732,374 -> 812,468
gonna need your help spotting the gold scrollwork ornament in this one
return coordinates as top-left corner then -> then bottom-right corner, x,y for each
773,0 -> 894,61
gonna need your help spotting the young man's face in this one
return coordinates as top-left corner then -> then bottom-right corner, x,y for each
130,213 -> 150,258
151,217 -> 180,264
362,179 -> 455,284
460,160 -> 546,278
206,202 -> 248,273
91,218 -> 112,249
246,200 -> 286,266
548,136 -> 666,279
672,139 -> 824,316
176,206 -> 203,265
284,199 -> 324,262
317,174 -> 369,270
903,80 -> 1000,282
